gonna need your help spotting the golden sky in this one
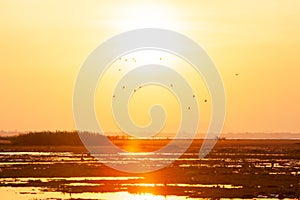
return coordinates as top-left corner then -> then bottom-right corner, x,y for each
0,0 -> 300,134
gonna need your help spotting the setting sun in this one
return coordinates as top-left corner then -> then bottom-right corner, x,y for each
106,3 -> 180,30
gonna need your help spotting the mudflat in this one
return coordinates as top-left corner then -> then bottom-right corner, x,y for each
0,139 -> 299,199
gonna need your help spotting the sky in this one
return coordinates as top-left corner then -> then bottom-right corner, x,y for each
0,0 -> 300,136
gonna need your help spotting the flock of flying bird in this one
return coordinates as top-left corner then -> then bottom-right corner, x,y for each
113,57 -> 239,111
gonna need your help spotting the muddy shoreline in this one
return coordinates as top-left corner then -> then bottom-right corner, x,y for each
0,139 -> 299,199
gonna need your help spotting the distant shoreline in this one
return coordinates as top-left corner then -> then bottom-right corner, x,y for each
0,130 -> 300,147
1,130 -> 300,140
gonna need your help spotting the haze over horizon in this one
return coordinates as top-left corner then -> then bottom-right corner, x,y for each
1,130 -> 300,140
1,1 -> 300,137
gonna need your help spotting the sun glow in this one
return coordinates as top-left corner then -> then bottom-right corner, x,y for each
110,3 -> 181,30
1,0 -> 300,133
